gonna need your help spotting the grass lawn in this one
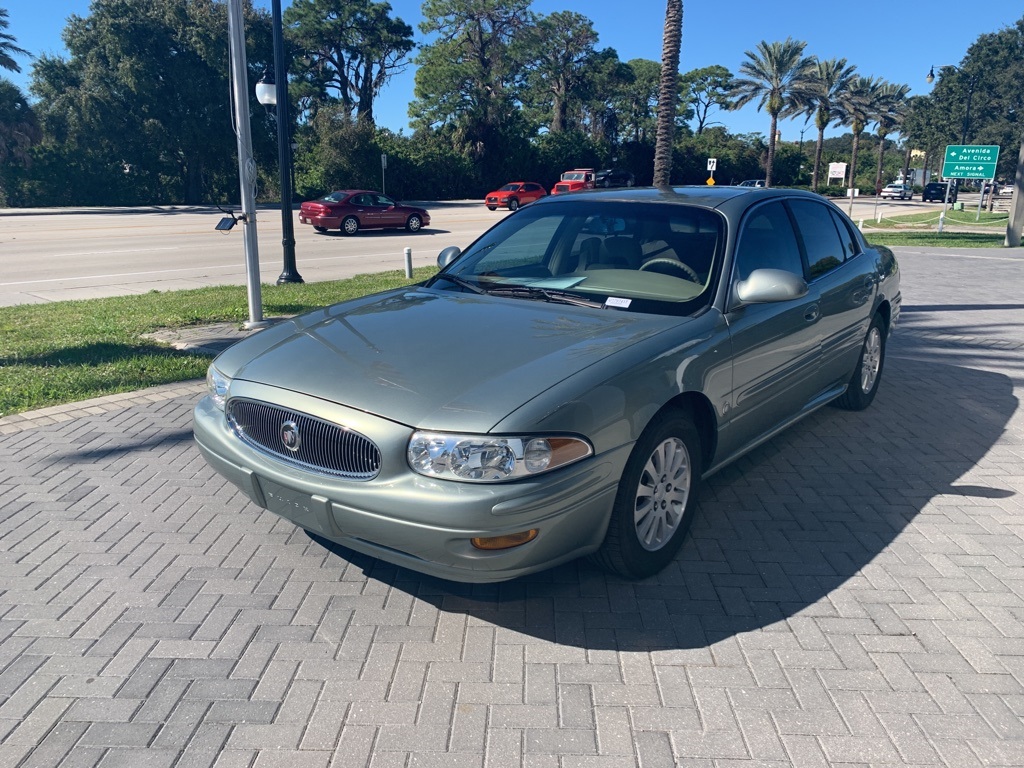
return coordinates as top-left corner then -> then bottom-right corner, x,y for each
863,231 -> 1006,247
860,207 -> 1010,247
1,268 -> 436,418
869,208 -> 1009,229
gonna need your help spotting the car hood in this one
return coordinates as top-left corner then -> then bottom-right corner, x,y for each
216,287 -> 689,432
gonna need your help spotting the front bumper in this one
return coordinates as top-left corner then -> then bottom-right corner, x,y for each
192,389 -> 628,582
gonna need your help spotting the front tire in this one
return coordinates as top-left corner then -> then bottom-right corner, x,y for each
592,412 -> 702,580
507,198 -> 520,211
341,216 -> 359,235
835,313 -> 886,411
406,214 -> 423,232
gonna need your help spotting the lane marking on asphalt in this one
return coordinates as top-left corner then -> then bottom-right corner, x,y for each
0,251 -> 427,287
895,249 -> 1021,260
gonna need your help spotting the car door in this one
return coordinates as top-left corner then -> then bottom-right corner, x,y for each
348,193 -> 377,227
788,200 -> 878,391
721,200 -> 824,456
374,194 -> 403,227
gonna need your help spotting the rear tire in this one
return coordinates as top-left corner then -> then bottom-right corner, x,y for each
834,313 -> 886,411
592,412 -> 702,580
341,216 -> 359,235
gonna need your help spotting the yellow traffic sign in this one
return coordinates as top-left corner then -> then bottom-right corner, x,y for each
706,177 -> 715,186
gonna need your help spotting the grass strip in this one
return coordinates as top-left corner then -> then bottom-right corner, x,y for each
1,268 -> 436,417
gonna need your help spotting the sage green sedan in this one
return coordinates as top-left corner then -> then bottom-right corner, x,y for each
193,186 -> 900,582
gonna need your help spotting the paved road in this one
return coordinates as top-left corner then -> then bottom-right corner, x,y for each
0,202 -> 501,307
0,196 -> 979,307
1,244 -> 1023,766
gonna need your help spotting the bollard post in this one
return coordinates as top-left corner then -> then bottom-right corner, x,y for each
858,219 -> 864,229
404,247 -> 413,278
876,211 -> 882,223
938,213 -> 944,233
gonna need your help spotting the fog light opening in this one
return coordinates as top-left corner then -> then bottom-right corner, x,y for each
471,529 -> 539,551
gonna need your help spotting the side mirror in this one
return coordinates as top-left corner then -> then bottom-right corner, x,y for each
735,268 -> 808,304
437,246 -> 462,268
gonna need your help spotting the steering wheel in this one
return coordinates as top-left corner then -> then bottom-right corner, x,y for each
640,258 -> 701,283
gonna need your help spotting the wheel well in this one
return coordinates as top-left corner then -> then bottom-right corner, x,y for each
875,300 -> 892,332
658,392 -> 717,472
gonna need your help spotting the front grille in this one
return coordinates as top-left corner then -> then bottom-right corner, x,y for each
227,398 -> 381,480
555,184 -> 570,193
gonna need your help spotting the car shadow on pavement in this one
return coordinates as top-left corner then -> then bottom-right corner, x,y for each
311,341 -> 1018,651
317,228 -> 449,237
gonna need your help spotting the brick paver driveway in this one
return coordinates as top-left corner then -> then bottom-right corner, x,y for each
2,246 -> 1023,767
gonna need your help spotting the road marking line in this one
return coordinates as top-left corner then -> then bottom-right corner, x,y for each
0,251 -> 424,287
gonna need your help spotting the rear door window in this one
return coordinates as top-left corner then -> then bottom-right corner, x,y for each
787,199 -> 847,279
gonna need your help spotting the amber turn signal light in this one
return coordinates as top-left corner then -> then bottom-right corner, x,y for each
471,529 -> 539,550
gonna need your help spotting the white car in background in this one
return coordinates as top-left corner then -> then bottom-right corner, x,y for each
880,183 -> 913,200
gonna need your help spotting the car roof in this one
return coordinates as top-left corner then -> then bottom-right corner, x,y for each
528,184 -> 814,207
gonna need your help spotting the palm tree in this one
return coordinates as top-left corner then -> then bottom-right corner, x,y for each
731,38 -> 815,187
873,82 -> 910,192
0,8 -> 29,73
652,0 -> 683,187
836,75 -> 884,211
800,57 -> 856,192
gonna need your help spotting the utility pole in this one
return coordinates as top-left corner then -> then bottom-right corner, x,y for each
226,0 -> 270,328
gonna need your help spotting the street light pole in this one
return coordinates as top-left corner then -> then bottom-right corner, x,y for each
926,64 -> 978,145
264,0 -> 302,285
225,0 -> 268,328
926,64 -> 980,207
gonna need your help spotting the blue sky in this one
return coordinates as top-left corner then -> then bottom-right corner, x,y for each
3,1 -> 1021,143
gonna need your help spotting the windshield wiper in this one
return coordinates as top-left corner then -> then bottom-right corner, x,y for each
484,285 -> 605,309
429,273 -> 486,294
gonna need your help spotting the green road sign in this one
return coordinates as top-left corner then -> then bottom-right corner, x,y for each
941,144 -> 1000,179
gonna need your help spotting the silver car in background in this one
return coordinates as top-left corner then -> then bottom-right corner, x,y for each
193,187 -> 901,582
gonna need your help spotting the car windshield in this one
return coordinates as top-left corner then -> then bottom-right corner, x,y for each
435,200 -> 724,317
561,172 -> 587,181
499,184 -> 519,191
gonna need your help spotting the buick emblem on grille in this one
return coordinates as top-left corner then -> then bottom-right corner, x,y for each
280,420 -> 301,452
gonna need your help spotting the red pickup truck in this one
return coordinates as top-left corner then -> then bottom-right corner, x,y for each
551,168 -> 595,195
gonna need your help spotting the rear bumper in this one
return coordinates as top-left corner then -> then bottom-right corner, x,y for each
299,213 -> 340,228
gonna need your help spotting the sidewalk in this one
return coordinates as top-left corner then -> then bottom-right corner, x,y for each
1,247 -> 1022,767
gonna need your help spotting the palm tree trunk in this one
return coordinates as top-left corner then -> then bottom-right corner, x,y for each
652,0 -> 683,187
812,127 -> 825,192
765,113 -> 778,187
847,131 -> 861,214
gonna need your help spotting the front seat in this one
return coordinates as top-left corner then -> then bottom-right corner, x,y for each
596,237 -> 642,269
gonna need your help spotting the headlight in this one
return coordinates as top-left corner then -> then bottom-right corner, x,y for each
206,363 -> 231,410
408,432 -> 592,483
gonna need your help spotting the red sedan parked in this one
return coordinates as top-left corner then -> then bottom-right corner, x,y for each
484,182 -> 547,211
299,190 -> 430,235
